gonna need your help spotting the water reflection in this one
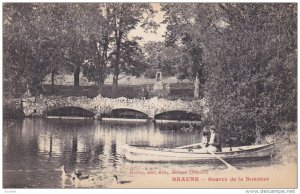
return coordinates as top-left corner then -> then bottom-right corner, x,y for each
3,118 -> 273,188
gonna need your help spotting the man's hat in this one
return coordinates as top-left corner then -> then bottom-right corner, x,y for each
210,125 -> 216,130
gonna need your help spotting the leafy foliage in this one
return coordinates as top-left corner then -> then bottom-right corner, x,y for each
3,3 -> 153,96
3,4 -> 67,96
106,3 -> 158,87
163,3 -> 297,145
143,41 -> 181,78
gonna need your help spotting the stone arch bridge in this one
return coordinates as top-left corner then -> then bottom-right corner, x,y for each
21,96 -> 208,120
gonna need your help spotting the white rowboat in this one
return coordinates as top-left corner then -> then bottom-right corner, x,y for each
124,143 -> 275,163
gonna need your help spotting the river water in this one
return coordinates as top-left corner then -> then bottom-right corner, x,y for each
3,118 -> 274,188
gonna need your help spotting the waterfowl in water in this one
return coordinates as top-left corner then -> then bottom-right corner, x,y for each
59,165 -> 72,188
59,165 -> 72,177
74,169 -> 82,177
73,169 -> 94,181
113,175 -> 132,184
71,171 -> 96,188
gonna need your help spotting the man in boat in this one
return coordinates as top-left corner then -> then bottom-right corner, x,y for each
206,125 -> 222,152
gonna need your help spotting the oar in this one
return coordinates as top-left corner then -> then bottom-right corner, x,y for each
209,151 -> 238,171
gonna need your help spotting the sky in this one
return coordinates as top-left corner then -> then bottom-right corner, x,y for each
128,3 -> 167,45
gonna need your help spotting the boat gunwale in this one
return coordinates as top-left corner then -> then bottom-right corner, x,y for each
125,143 -> 275,155
124,151 -> 273,163
124,144 -> 275,163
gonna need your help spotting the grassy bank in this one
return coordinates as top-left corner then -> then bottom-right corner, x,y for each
264,130 -> 297,165
42,84 -> 142,98
41,83 -> 195,99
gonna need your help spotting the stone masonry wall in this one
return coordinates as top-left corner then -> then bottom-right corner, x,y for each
21,95 -> 208,118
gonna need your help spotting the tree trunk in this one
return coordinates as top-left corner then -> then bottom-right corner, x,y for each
194,73 -> 200,99
51,70 -> 55,95
112,74 -> 118,97
97,33 -> 109,94
98,79 -> 104,95
112,30 -> 122,93
74,65 -> 80,87
113,74 -> 118,87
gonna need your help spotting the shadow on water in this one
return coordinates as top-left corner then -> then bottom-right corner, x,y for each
154,122 -> 203,133
102,108 -> 149,119
154,110 -> 201,121
47,106 -> 95,117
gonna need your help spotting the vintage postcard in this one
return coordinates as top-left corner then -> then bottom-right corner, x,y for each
2,2 -> 297,190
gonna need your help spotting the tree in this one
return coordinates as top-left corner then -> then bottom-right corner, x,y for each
4,3 -> 158,96
61,4 -> 108,88
203,4 -> 296,145
3,3 -> 67,96
107,3 -> 158,91
143,41 -> 181,78
161,4 -> 217,98
117,39 -> 147,78
162,3 -> 297,145
82,4 -> 115,94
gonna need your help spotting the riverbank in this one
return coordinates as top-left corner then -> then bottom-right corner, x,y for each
264,130 -> 297,165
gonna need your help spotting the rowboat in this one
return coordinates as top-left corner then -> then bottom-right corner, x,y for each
124,143 -> 275,163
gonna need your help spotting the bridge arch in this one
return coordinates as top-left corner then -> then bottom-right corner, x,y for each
103,108 -> 149,119
154,110 -> 201,121
46,106 -> 95,117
